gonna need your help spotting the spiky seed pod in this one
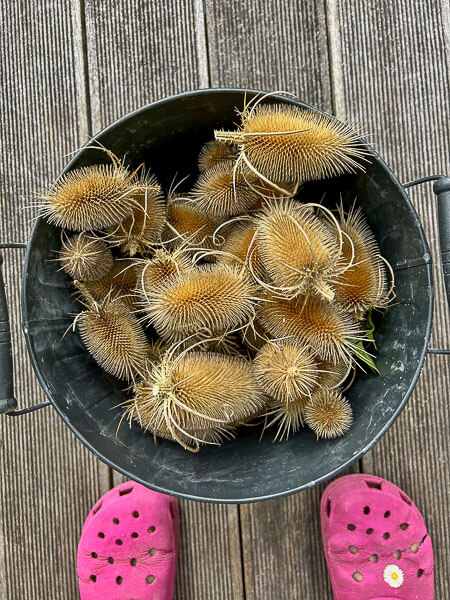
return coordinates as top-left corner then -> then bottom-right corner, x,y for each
240,318 -> 269,352
142,265 -> 259,341
76,295 -> 150,381
190,160 -> 262,218
256,199 -> 341,300
58,233 -> 113,281
220,221 -> 267,279
198,140 -> 238,172
40,164 -> 139,231
254,341 -> 319,402
125,351 -> 265,451
215,103 -> 368,185
315,358 -> 351,390
105,174 -> 166,256
78,261 -> 138,309
258,293 -> 365,364
335,204 -> 391,319
304,389 -> 353,439
266,395 -> 309,441
164,197 -> 221,249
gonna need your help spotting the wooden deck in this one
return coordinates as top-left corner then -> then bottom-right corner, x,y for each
0,1 -> 449,597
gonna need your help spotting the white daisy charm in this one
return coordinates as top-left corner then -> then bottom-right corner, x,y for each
383,564 -> 404,588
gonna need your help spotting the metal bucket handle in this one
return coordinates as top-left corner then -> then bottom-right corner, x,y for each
1,176 -> 449,416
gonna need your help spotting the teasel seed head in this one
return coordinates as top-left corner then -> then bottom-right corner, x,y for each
125,350 -> 264,451
75,290 -> 150,381
164,196 -> 221,250
215,103 -> 368,186
304,389 -> 353,439
335,203 -> 392,319
256,199 -> 342,300
219,221 -> 267,280
265,395 -> 309,441
258,293 -> 366,364
190,160 -> 263,218
314,358 -> 351,390
254,341 -> 319,402
198,139 -> 238,172
76,260 -> 139,309
58,232 -> 113,281
39,163 -> 140,231
104,173 -> 166,256
142,264 -> 259,341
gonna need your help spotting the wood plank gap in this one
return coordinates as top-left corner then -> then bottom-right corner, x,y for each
194,0 -> 211,88
237,505 -> 248,600
323,0 -> 345,119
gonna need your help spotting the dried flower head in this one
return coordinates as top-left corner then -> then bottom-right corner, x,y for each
219,221 -> 266,279
105,173 -> 166,256
142,265 -> 259,341
256,199 -> 342,300
164,197 -> 220,249
125,350 -> 264,450
315,358 -> 351,390
78,260 -> 138,309
75,292 -> 150,381
258,293 -> 365,364
190,160 -> 262,218
215,103 -> 368,185
58,232 -> 113,281
40,163 -> 139,231
198,140 -> 238,172
335,204 -> 392,319
254,341 -> 319,402
266,395 -> 309,441
304,389 -> 353,438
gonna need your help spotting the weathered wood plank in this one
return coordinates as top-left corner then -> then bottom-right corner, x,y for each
84,2 -> 244,598
0,2 -> 110,599
328,0 -> 450,596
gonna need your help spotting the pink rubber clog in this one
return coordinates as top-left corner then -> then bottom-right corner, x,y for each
321,474 -> 434,599
78,481 -> 179,600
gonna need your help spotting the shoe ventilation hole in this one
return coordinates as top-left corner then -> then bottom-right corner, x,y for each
116,576 -> 123,585
98,532 -> 105,539
400,492 -> 412,506
400,523 -> 409,530
93,502 -> 102,515
352,572 -> 363,582
384,511 -> 391,518
394,550 -> 402,559
132,511 -> 139,518
131,532 -> 139,538
115,539 -> 123,546
146,575 -> 155,584
119,487 -> 133,497
113,518 -> 120,525
148,526 -> 156,533
410,542 -> 420,553
325,499 -> 332,518
107,557 -> 114,564
365,480 -> 382,490
383,532 -> 390,540
369,554 -> 378,563
348,545 -> 358,554
91,552 -> 98,559
130,558 -> 137,566
89,575 -> 97,583
149,548 -> 157,556
363,506 -> 370,515
347,524 -> 356,531
417,569 -> 424,578
366,528 -> 374,535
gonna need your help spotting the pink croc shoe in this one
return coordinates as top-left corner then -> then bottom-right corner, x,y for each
78,481 -> 179,600
321,474 -> 434,599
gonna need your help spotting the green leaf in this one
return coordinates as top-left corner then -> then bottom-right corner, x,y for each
352,340 -> 380,374
366,309 -> 377,350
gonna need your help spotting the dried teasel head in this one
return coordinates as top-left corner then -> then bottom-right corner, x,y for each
255,199 -> 342,300
265,395 -> 310,441
198,139 -> 238,172
219,221 -> 266,279
190,160 -> 263,219
254,341 -> 319,402
124,350 -> 265,451
304,389 -> 353,439
76,260 -> 139,309
164,196 -> 221,250
258,293 -> 366,365
74,289 -> 150,381
314,358 -> 351,390
334,203 -> 393,319
104,173 -> 166,256
215,103 -> 368,187
57,232 -> 113,281
39,160 -> 141,231
141,264 -> 259,342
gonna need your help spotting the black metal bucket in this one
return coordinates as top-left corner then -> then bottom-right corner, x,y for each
1,89 -> 449,503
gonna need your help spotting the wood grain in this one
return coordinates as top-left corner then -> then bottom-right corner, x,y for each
327,0 -> 450,596
0,2 -> 110,599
